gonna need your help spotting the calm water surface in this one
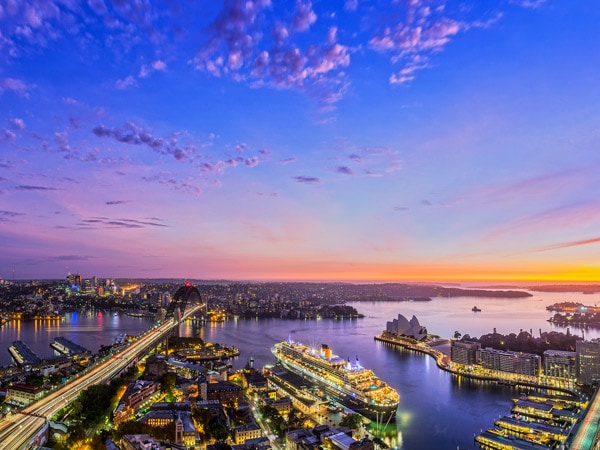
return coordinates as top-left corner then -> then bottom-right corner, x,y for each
2,290 -> 599,449
188,291 -> 600,450
0,311 -> 152,366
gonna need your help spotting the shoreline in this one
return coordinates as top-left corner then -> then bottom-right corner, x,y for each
374,333 -> 579,397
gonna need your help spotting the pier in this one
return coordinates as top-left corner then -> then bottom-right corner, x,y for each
8,341 -> 42,365
50,337 -> 90,356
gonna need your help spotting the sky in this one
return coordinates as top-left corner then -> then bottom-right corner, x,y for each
1,0 -> 600,283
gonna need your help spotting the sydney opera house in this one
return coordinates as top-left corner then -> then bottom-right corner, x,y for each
385,314 -> 428,340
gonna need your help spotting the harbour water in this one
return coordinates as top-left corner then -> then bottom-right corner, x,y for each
0,311 -> 153,366
1,289 -> 599,449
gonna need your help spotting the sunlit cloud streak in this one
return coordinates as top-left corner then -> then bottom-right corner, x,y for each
92,123 -> 193,161
105,200 -> 132,205
78,217 -> 169,229
481,201 -> 600,244
292,176 -> 321,184
14,185 -> 58,191
531,236 -> 600,254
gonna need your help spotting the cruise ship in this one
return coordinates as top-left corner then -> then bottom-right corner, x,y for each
272,339 -> 399,421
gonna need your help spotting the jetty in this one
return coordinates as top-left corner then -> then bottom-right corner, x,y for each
50,337 -> 89,356
8,341 -> 42,365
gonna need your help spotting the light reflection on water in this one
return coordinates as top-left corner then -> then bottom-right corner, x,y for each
0,312 -> 153,365
187,290 -> 595,450
0,290 -> 596,449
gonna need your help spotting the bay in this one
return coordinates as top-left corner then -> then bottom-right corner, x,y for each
2,289 -> 599,449
0,311 -> 153,367
185,290 -> 600,450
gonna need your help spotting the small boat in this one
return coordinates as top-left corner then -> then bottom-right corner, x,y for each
472,306 -> 482,312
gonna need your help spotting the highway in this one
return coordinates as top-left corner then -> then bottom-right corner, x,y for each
0,305 -> 202,450
570,386 -> 600,450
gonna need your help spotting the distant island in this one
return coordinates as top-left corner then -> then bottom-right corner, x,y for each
318,283 -> 532,300
546,302 -> 600,328
528,284 -> 600,294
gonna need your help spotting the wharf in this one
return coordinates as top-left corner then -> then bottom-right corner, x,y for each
495,415 -> 569,441
511,398 -> 578,426
50,337 -> 89,356
522,391 -> 588,409
8,341 -> 42,365
475,429 -> 552,450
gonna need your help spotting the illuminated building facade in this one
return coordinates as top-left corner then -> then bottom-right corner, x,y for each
450,340 -> 481,366
543,350 -> 577,379
576,340 -> 600,385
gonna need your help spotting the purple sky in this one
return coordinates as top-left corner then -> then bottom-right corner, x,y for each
2,1 -> 600,282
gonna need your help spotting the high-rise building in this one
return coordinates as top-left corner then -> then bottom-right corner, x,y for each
450,340 -> 481,366
543,350 -> 577,379
66,273 -> 82,287
576,340 -> 600,385
479,348 -> 541,376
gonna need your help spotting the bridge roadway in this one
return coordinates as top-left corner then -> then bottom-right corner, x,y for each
0,305 -> 203,450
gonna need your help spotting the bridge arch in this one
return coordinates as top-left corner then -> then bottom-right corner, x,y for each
165,283 -> 202,319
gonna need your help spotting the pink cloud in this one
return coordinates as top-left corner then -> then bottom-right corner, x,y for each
245,157 -> 259,167
8,118 -> 25,130
114,75 -> 137,89
0,78 -> 30,96
193,1 -> 349,108
510,0 -> 546,8
344,0 -> 358,12
151,60 -> 167,71
370,4 -> 465,85
292,1 -> 317,32
2,130 -> 16,142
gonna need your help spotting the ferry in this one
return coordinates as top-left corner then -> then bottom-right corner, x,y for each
272,338 -> 399,421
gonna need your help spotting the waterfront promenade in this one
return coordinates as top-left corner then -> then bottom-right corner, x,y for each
374,332 -> 577,394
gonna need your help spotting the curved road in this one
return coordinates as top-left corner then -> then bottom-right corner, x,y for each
0,305 -> 202,450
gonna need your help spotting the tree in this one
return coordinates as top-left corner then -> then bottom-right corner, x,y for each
114,420 -> 153,440
453,331 -> 462,340
340,413 -> 363,429
25,374 -> 44,387
287,409 -> 303,430
160,372 -> 177,394
192,407 -> 213,431
210,422 -> 230,442
151,422 -> 176,441
67,422 -> 86,445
